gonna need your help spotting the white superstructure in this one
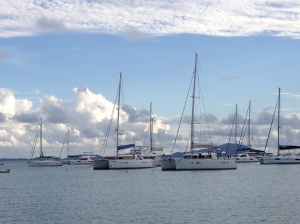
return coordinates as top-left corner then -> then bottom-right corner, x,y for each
69,153 -> 96,165
108,154 -> 155,169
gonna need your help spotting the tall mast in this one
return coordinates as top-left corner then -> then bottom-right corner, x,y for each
248,101 -> 251,147
191,53 -> 198,154
278,88 -> 281,155
116,73 -> 122,156
40,117 -> 43,158
67,126 -> 69,158
150,102 -> 153,152
235,104 -> 237,154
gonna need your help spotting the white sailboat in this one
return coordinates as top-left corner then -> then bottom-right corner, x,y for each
93,73 -> 155,169
0,159 -> 4,165
175,53 -> 237,170
130,103 -> 164,167
260,88 -> 300,164
233,104 -> 259,163
28,118 -> 62,167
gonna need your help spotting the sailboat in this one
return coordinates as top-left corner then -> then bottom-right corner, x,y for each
174,53 -> 237,170
260,88 -> 300,164
233,104 -> 259,163
61,126 -> 80,164
129,103 -> 164,167
93,73 -> 155,169
28,118 -> 63,167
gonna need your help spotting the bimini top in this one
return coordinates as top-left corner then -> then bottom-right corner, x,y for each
118,144 -> 135,150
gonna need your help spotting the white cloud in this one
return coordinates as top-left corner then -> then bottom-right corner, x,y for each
1,0 -> 300,38
0,87 -> 173,158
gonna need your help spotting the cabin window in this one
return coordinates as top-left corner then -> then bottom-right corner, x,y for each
196,162 -> 201,164
125,162 -> 128,164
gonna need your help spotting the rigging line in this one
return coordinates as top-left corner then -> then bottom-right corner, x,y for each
142,126 -> 149,147
238,107 -> 249,148
59,125 -> 68,158
197,72 -> 213,145
171,72 -> 194,154
120,87 -> 135,143
138,110 -> 148,143
29,125 -> 40,161
264,97 -> 278,155
102,84 -> 119,157
198,55 -> 213,117
226,113 -> 236,155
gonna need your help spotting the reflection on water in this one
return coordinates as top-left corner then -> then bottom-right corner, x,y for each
1,161 -> 300,224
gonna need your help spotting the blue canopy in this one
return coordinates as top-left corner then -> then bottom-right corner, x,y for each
118,144 -> 135,150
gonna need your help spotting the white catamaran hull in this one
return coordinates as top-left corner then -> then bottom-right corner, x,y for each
260,156 -> 300,164
93,159 -> 109,170
160,159 -> 176,171
109,159 -> 155,169
28,160 -> 63,167
175,158 -> 237,170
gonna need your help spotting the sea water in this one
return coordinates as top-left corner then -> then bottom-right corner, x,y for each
1,161 -> 300,224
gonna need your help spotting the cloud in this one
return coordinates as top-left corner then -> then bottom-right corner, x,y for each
222,75 -> 240,81
0,112 -> 6,122
35,17 -> 68,32
1,1 -> 300,38
13,113 -> 39,123
0,86 -> 300,158
122,27 -> 152,41
0,49 -> 9,60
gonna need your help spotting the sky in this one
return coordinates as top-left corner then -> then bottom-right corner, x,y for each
1,0 -> 300,158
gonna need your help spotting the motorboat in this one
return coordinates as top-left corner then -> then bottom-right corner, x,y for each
69,153 -> 96,165
233,153 -> 259,163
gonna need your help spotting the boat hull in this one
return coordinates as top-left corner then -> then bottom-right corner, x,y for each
160,159 -> 176,171
93,159 -> 109,170
260,156 -> 300,164
109,159 -> 155,169
69,160 -> 93,165
28,160 -> 63,167
0,169 -> 9,173
175,158 -> 237,170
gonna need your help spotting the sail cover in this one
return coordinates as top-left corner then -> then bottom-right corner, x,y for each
118,144 -> 135,150
279,145 -> 300,150
152,147 -> 163,151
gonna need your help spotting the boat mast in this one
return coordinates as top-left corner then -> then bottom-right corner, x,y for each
116,73 -> 122,156
191,53 -> 198,154
67,126 -> 69,159
248,101 -> 251,147
150,102 -> 153,152
278,88 -> 281,155
40,117 -> 43,158
235,104 -> 237,155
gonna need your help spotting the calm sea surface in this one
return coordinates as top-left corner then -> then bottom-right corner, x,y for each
1,161 -> 300,224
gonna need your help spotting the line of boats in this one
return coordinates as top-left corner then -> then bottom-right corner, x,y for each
25,53 -> 300,171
